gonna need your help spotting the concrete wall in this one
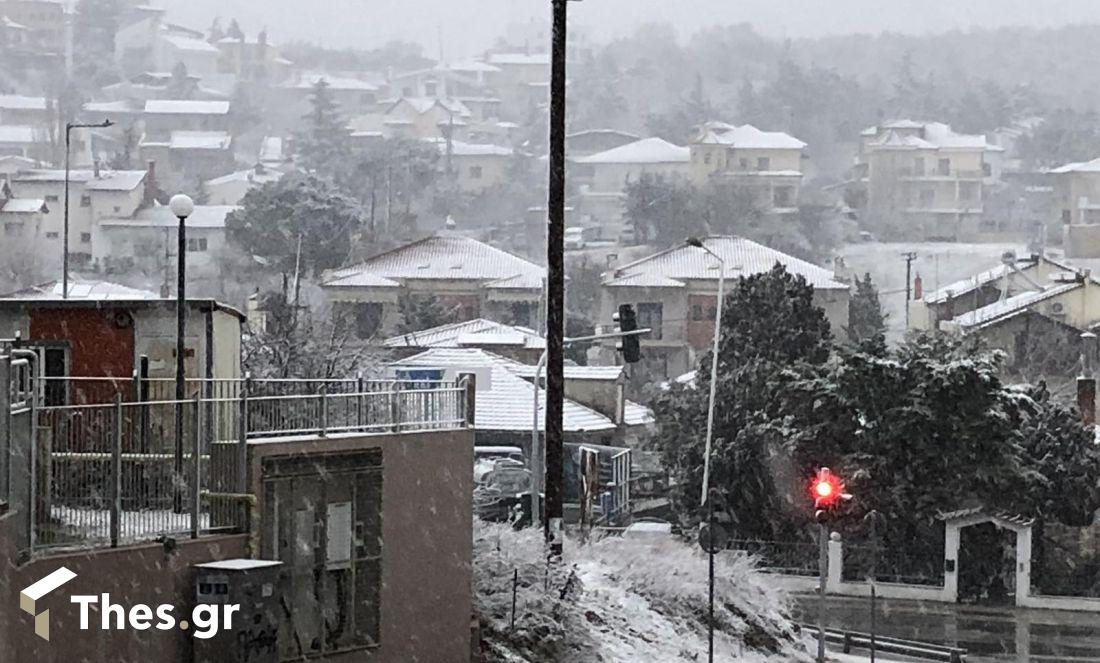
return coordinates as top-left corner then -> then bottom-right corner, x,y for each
246,429 -> 474,663
0,526 -> 250,663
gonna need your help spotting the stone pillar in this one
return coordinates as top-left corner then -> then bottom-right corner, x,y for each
827,535 -> 844,590
1015,526 -> 1033,608
943,523 -> 960,602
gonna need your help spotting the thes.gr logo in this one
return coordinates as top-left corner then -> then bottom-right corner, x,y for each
20,567 -> 77,640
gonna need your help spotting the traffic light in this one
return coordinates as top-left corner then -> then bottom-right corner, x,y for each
810,467 -> 850,522
613,304 -> 641,363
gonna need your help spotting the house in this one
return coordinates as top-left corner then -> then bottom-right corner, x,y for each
566,129 -> 641,159
484,52 -> 551,118
937,271 -> 1100,372
389,60 -> 499,100
0,280 -> 243,402
9,166 -> 151,265
204,163 -> 282,205
141,130 -> 234,184
143,99 -> 231,138
856,120 -> 1004,240
599,236 -> 850,379
909,253 -> 1083,331
269,73 -> 381,131
690,121 -> 807,216
0,186 -> 47,242
0,124 -> 43,160
0,0 -> 63,55
322,234 -> 545,340
379,96 -> 472,140
427,137 -> 513,192
214,32 -> 289,81
1049,157 -> 1100,258
154,28 -> 221,75
0,93 -> 48,125
382,317 -> 545,363
573,137 -> 691,239
94,203 -> 238,275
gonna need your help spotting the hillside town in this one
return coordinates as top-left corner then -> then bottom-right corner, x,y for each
4,1 -> 1100,662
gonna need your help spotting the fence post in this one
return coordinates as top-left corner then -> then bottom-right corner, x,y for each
110,394 -> 122,548
356,371 -> 364,431
138,355 -> 149,453
237,372 -> 250,493
319,384 -> 329,438
390,381 -> 401,433
191,394 -> 201,540
461,373 -> 477,428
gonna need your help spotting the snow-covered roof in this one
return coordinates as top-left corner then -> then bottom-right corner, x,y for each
567,128 -> 641,141
391,96 -> 472,118
282,73 -> 379,91
389,348 -> 617,432
1050,157 -> 1100,174
863,120 -> 1002,152
695,122 -> 806,150
0,125 -> 36,143
510,364 -> 624,381
923,255 -> 1077,304
205,166 -> 282,187
144,99 -> 230,115
426,137 -> 512,157
436,59 -> 501,73
0,198 -> 45,213
12,169 -> 145,190
168,130 -> 231,150
2,279 -> 159,301
383,318 -> 545,350
604,236 -> 847,290
259,136 -> 284,163
83,100 -> 138,114
324,235 -> 545,288
949,282 -> 1079,330
576,137 -> 690,165
99,204 -> 237,229
160,33 -> 219,53
0,95 -> 46,111
487,52 -> 550,66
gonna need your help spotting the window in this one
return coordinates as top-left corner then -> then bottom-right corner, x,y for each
937,158 -> 950,175
1063,209 -> 1072,224
45,231 -> 58,239
187,237 -> 208,252
637,302 -> 663,340
982,162 -> 992,177
756,156 -> 770,171
3,222 -> 21,236
80,194 -> 90,207
773,185 -> 795,208
45,194 -> 58,202
959,182 -> 979,202
703,152 -> 712,165
913,157 -> 925,176
469,165 -> 483,179
691,304 -> 704,321
80,232 -> 91,243
510,301 -> 534,327
113,206 -> 121,213
354,302 -> 384,339
739,158 -> 749,170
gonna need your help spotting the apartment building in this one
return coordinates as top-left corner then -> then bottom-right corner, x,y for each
1049,157 -> 1100,257
689,121 -> 807,216
857,120 -> 1003,240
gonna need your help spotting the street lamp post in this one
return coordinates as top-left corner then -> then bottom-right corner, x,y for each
686,236 -> 724,663
169,193 -> 194,512
62,118 -> 113,299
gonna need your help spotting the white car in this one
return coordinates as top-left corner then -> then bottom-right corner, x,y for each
565,227 -> 587,250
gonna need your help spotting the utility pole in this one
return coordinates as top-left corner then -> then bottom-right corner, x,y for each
902,251 -> 917,328
543,0 -> 568,560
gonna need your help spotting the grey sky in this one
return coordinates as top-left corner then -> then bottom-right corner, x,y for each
155,0 -> 1100,57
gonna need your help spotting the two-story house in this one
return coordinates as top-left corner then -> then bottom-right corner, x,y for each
322,234 -> 545,341
598,236 -> 849,379
427,137 -> 514,192
9,166 -> 150,265
690,121 -> 807,216
94,203 -> 238,276
1049,157 -> 1100,258
572,137 -> 690,240
858,120 -> 1003,241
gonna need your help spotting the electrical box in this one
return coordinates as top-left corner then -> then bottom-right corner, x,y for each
193,559 -> 284,663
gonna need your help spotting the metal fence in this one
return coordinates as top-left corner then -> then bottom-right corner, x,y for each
29,380 -> 470,553
729,539 -> 821,577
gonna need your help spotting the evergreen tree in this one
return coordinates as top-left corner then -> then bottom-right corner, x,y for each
294,79 -> 352,179
846,272 -> 887,351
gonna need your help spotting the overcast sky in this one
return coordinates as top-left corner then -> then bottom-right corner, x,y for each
156,0 -> 1100,57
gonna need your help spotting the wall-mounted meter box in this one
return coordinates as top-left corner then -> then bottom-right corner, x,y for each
193,559 -> 284,663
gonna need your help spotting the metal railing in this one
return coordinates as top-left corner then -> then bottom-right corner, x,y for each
729,538 -> 821,576
29,379 -> 469,553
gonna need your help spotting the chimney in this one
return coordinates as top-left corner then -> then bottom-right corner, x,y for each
913,274 -> 923,300
144,160 -> 157,206
1078,377 -> 1096,427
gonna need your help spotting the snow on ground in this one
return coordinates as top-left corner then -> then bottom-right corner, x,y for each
474,520 -> 812,662
48,505 -> 206,545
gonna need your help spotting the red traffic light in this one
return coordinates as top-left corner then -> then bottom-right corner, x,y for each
811,467 -> 849,509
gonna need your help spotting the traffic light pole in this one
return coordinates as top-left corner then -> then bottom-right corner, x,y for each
817,522 -> 828,663
544,0 -> 568,559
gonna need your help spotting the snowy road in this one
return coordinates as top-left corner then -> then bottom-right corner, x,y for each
792,595 -> 1100,662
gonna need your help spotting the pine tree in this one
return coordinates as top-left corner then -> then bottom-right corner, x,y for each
846,272 -> 887,351
294,79 -> 352,179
